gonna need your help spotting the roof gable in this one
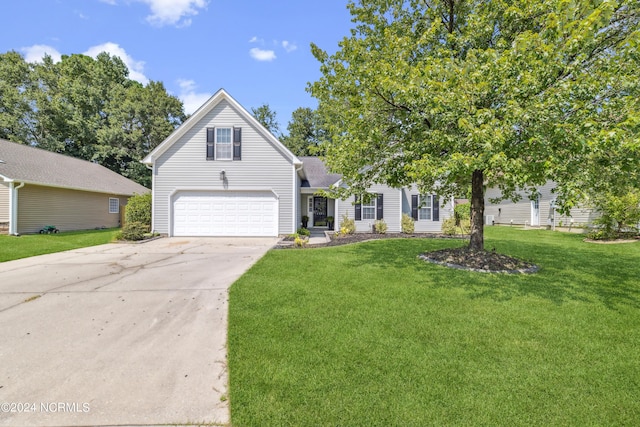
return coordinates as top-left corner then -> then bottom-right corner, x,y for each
299,156 -> 342,188
0,139 -> 149,195
142,88 -> 300,166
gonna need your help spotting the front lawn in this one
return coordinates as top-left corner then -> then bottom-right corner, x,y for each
228,227 -> 640,426
0,228 -> 120,262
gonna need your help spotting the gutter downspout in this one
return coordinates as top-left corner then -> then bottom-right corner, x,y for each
9,182 -> 25,235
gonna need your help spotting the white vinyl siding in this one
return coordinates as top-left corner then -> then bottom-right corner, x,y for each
152,99 -> 295,235
401,186 -> 453,233
336,184 -> 402,233
484,180 -> 599,228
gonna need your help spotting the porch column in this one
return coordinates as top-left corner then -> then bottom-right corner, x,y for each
9,181 -> 24,235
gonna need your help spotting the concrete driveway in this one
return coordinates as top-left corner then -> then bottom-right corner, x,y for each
0,237 -> 277,426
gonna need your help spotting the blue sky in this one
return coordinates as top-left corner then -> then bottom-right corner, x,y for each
2,0 -> 354,132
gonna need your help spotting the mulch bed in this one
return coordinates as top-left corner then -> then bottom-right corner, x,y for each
419,247 -> 538,274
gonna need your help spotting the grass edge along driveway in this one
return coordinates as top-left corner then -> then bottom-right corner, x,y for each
0,228 -> 120,263
228,227 -> 640,426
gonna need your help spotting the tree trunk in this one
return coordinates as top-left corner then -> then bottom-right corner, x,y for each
469,169 -> 484,251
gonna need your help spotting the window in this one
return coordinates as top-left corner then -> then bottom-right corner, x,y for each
418,195 -> 432,220
362,198 -> 376,220
109,198 -> 119,214
216,127 -> 232,160
411,194 -> 440,221
355,193 -> 383,221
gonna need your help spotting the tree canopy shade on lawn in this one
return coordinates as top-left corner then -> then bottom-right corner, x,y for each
310,0 -> 640,251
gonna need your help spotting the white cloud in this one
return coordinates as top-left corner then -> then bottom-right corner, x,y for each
100,0 -> 118,4
249,36 -> 262,44
177,79 -> 211,115
249,47 -> 276,62
282,40 -> 297,53
21,45 -> 62,63
138,0 -> 208,27
84,42 -> 148,84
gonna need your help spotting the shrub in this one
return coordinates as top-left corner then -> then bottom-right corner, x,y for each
118,221 -> 148,241
297,227 -> 311,236
294,235 -> 308,247
125,193 -> 151,231
340,214 -> 356,235
442,217 -> 457,235
454,202 -> 471,223
591,191 -> 640,238
401,213 -> 415,234
374,219 -> 387,234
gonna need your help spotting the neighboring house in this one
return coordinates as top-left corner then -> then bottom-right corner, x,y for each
484,181 -> 598,228
142,89 -> 453,237
0,138 -> 149,235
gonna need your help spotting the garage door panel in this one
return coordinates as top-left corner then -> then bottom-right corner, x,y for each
172,191 -> 278,237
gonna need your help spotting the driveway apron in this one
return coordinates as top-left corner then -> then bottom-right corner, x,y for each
0,237 -> 276,426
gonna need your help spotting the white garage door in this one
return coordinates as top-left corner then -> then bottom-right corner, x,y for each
172,191 -> 278,236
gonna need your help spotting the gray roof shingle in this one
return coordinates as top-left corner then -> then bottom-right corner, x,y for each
0,139 -> 149,196
299,156 -> 342,188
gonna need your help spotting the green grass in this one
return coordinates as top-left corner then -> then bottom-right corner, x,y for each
0,228 -> 120,262
228,227 -> 640,426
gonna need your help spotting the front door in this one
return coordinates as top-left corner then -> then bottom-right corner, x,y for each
313,197 -> 327,227
531,196 -> 540,226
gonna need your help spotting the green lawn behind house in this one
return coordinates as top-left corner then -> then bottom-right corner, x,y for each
229,227 -> 640,426
0,228 -> 120,262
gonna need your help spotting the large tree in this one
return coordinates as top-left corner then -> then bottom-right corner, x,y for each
251,103 -> 280,136
310,0 -> 640,251
0,51 -> 185,187
280,107 -> 330,156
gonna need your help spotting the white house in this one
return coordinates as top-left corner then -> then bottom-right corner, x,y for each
142,89 -> 452,237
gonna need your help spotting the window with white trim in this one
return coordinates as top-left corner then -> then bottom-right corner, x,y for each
215,127 -> 232,160
109,198 -> 119,214
362,197 -> 376,220
418,195 -> 432,220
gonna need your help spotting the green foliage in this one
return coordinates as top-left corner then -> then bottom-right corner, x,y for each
280,107 -> 329,156
124,193 -> 151,230
0,51 -> 185,187
401,213 -> 415,234
454,203 -> 471,222
374,219 -> 387,234
589,191 -> 640,239
310,0 -> 640,251
251,103 -> 280,136
297,227 -> 311,237
443,217 -> 471,236
293,235 -> 308,248
0,229 -> 119,263
339,214 -> 356,235
117,221 -> 148,241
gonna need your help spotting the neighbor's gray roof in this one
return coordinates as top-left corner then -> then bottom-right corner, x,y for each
299,156 -> 342,188
0,139 -> 149,196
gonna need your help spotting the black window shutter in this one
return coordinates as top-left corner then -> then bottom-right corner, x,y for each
206,128 -> 215,160
233,127 -> 242,160
432,195 -> 440,221
376,193 -> 384,220
355,195 -> 361,221
411,195 -> 418,220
